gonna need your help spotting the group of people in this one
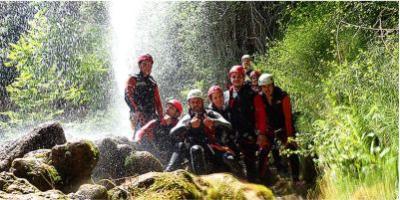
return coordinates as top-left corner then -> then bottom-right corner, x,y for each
125,54 -> 301,185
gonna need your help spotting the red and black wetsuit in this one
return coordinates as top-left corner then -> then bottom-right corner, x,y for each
136,117 -> 179,164
166,109 -> 243,176
254,86 -> 300,181
125,72 -> 163,130
226,83 -> 258,182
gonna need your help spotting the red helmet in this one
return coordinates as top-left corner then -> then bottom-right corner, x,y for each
167,99 -> 183,115
207,85 -> 223,100
137,54 -> 153,64
250,70 -> 261,78
229,65 -> 245,78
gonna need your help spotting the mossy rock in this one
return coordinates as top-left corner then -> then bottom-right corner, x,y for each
108,187 -> 131,200
0,171 -> 40,194
199,173 -> 274,200
124,151 -> 163,176
10,157 -> 62,191
123,170 -> 202,200
50,140 -> 99,193
0,189 -> 68,199
73,184 -> 108,199
119,170 -> 274,200
92,137 -> 135,181
23,149 -> 52,163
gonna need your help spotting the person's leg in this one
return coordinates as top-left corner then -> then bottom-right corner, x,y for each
164,142 -> 185,172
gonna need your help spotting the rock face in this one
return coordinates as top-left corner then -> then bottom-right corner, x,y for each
92,137 -> 136,181
0,122 -> 66,172
50,140 -> 99,193
115,170 -> 274,200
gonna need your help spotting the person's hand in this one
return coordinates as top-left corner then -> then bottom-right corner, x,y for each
203,114 -> 214,129
257,134 -> 269,149
190,116 -> 201,128
161,115 -> 172,125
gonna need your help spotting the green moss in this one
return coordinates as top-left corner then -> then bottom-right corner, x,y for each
82,140 -> 100,159
130,171 -> 202,200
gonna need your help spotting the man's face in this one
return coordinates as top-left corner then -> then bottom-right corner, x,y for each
139,60 -> 153,77
242,58 -> 251,68
261,84 -> 274,96
251,76 -> 258,86
211,91 -> 224,109
188,98 -> 204,113
166,103 -> 179,118
230,72 -> 244,88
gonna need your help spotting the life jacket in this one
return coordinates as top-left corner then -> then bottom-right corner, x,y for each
226,83 -> 256,140
261,86 -> 294,134
126,72 -> 157,115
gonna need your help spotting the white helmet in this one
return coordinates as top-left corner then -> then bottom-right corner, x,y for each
258,73 -> 274,86
187,89 -> 203,101
241,54 -> 251,61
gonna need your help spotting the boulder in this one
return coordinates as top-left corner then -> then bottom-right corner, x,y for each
124,151 -> 163,176
108,187 -> 131,200
92,137 -> 135,181
50,140 -> 99,193
10,156 -> 61,191
0,122 -> 66,172
0,189 -> 67,199
73,184 -> 108,200
96,179 -> 117,191
0,171 -> 40,194
118,170 -> 274,200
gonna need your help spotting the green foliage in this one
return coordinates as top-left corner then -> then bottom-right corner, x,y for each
3,2 -> 111,127
256,2 -> 398,198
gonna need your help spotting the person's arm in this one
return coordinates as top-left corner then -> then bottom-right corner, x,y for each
282,95 -> 294,137
154,85 -> 163,117
209,111 -> 232,131
136,119 -> 158,143
125,77 -> 138,112
170,115 -> 191,138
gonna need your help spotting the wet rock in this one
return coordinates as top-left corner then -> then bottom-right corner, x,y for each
96,179 -> 117,191
10,157 -> 61,191
0,171 -> 40,194
0,122 -> 66,172
108,187 -> 131,200
50,140 -> 99,193
92,137 -> 135,181
0,189 -> 67,199
73,184 -> 108,200
119,170 -> 274,200
124,151 -> 163,176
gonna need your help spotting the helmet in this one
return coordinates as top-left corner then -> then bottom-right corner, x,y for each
187,89 -> 203,101
137,54 -> 153,64
167,99 -> 183,115
207,85 -> 223,100
228,65 -> 245,78
250,70 -> 261,78
241,54 -> 251,61
258,73 -> 274,86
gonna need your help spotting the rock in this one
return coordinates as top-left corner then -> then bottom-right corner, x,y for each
108,187 -> 131,200
0,189 -> 67,199
0,122 -> 66,172
199,173 -> 274,200
23,149 -> 52,162
92,137 -> 135,181
96,179 -> 117,190
118,170 -> 274,200
10,157 -> 61,191
0,171 -> 40,194
50,140 -> 99,193
124,151 -> 163,176
73,184 -> 108,200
